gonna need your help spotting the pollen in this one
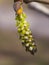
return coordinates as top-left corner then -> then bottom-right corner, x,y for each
17,7 -> 23,15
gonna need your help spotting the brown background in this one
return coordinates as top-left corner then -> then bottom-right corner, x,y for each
0,0 -> 49,65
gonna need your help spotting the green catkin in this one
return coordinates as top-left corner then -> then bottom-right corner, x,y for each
15,13 -> 37,55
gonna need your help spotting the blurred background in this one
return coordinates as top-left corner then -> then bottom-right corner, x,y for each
0,0 -> 49,65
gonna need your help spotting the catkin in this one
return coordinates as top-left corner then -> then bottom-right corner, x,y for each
15,13 -> 37,55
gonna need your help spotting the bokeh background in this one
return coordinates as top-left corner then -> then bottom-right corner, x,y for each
0,0 -> 49,65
